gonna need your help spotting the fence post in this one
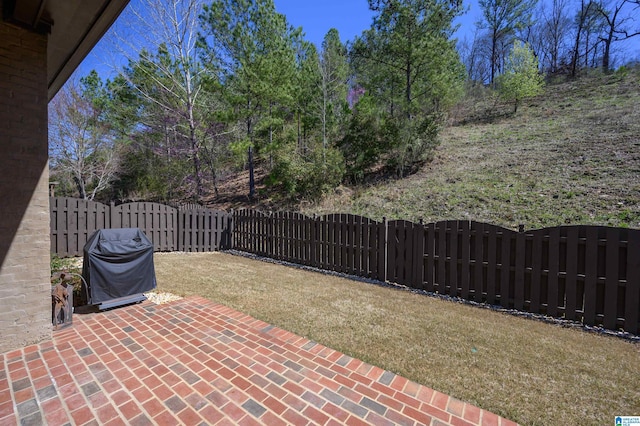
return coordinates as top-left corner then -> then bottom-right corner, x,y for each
514,224 -> 526,310
625,230 -> 640,334
228,209 -> 234,250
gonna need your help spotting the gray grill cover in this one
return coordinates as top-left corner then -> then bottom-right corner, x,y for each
82,228 -> 156,304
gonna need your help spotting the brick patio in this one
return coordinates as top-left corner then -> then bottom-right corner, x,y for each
0,297 -> 518,425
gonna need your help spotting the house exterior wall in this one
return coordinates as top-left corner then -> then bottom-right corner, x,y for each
0,22 -> 52,353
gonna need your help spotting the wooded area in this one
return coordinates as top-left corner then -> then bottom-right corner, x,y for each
48,0 -> 640,205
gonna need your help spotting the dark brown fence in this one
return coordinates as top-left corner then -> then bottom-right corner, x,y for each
233,210 -> 385,280
232,210 -> 640,334
50,198 -> 110,257
50,200 -> 639,334
414,222 -> 640,334
111,202 -> 179,251
50,197 -> 230,256
179,208 -> 232,252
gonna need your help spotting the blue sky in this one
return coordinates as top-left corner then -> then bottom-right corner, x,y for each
272,0 -> 375,47
272,0 -> 482,46
269,0 -> 639,66
75,0 -> 638,81
76,0 -> 483,79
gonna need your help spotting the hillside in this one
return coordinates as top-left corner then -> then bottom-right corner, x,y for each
209,68 -> 640,230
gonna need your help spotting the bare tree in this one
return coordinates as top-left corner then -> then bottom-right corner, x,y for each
49,79 -> 119,200
107,0 -> 218,200
537,0 -> 572,73
596,0 -> 640,72
458,29 -> 492,83
478,0 -> 538,84
570,0 -> 606,75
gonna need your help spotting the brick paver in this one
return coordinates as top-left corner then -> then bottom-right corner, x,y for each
0,297 -> 519,425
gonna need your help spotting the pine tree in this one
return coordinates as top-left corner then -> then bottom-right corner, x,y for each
349,0 -> 466,176
320,29 -> 349,150
199,0 -> 298,158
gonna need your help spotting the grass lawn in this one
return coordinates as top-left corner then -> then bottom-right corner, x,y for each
154,251 -> 640,426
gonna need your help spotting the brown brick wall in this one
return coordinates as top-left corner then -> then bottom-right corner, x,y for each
0,22 -> 52,353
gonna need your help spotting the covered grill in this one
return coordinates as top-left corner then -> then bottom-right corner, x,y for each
82,228 -> 156,310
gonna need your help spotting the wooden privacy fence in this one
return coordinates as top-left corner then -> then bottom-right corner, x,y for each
50,197 -> 231,256
233,211 -> 640,334
395,221 -> 640,334
49,199 -> 639,334
233,210 -> 386,281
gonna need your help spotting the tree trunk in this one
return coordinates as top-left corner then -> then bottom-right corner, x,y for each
188,104 -> 203,199
571,17 -> 583,76
190,128 -> 203,199
491,27 -> 498,84
206,152 -> 219,198
248,146 -> 255,200
269,102 -> 273,169
297,109 -> 302,153
74,175 -> 87,200
322,81 -> 327,152
602,20 -> 615,73
406,59 -> 412,119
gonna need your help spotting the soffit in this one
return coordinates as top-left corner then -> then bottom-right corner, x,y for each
2,0 -> 129,100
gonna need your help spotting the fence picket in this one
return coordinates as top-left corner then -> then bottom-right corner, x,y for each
425,222 -> 435,292
448,221 -> 458,296
340,214 -> 347,273
486,226 -> 498,304
388,220 -> 396,281
378,218 -> 387,282
471,222 -> 484,302
437,222 -> 447,294
547,228 -> 560,317
414,222 -> 425,290
514,230 -> 526,310
565,227 -> 579,321
529,231 -> 543,313
500,230 -> 511,308
328,215 -> 336,271
583,227 -> 599,326
604,228 -> 619,330
460,221 -> 470,299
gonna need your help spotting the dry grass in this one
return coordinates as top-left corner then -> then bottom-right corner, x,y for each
301,68 -> 640,230
154,251 -> 640,426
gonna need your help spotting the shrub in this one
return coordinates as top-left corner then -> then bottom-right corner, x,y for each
339,95 -> 396,182
496,41 -> 545,113
269,143 -> 345,200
